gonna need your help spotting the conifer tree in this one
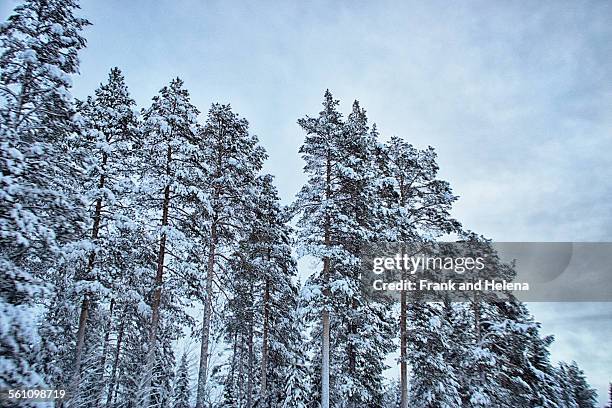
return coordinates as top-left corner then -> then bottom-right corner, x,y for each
194,103 -> 266,408
173,353 -> 191,408
138,77 -> 201,406
407,301 -> 462,408
0,0 -> 88,395
251,175 -> 301,406
292,90 -> 351,408
294,92 -> 396,407
558,361 -> 598,408
218,174 -> 302,408
68,66 -> 140,393
377,136 -> 459,408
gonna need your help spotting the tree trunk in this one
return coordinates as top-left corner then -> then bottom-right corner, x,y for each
73,153 -> 107,389
322,306 -> 330,408
400,273 -> 408,408
246,317 -> 254,408
321,154 -> 332,408
238,335 -> 245,404
399,182 -> 409,408
106,311 -> 125,408
196,222 -> 217,408
142,145 -> 172,406
347,298 -> 356,408
96,298 -> 115,406
260,277 -> 270,405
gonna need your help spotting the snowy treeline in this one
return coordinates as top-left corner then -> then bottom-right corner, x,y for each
0,1 -> 600,408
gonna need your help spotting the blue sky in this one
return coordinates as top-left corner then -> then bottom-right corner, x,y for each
3,0 -> 611,404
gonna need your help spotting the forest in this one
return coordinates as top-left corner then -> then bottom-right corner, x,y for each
0,0 -> 605,407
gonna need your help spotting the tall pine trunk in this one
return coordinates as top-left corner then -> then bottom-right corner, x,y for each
400,274 -> 408,408
196,221 -> 217,408
142,145 -> 172,406
246,318 -> 254,408
106,311 -> 125,408
74,153 -> 107,389
399,181 -> 409,408
96,299 -> 115,406
321,154 -> 332,408
260,276 -> 270,405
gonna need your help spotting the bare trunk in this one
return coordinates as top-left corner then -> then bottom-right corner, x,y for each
347,298 -> 356,408
399,182 -> 409,408
72,297 -> 90,388
260,277 -> 270,405
142,146 -> 172,406
196,223 -> 217,408
238,335 -> 245,404
106,312 -> 125,408
246,319 -> 254,408
400,276 -> 408,408
321,155 -> 332,408
96,299 -> 115,406
321,306 -> 330,408
73,154 -> 108,389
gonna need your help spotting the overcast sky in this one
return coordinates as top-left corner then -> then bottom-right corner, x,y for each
3,0 -> 611,404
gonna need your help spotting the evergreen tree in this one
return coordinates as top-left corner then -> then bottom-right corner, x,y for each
173,353 -> 191,408
558,361 -> 598,408
251,175 -> 301,406
53,67 -> 142,402
282,354 -> 310,408
0,0 -> 88,396
294,91 -> 395,407
407,301 -> 462,408
219,174 -> 301,408
138,77 -> 200,406
377,136 -> 459,408
292,90 -> 353,408
194,103 -> 266,408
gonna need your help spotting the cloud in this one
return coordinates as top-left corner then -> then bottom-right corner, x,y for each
3,0 -> 611,403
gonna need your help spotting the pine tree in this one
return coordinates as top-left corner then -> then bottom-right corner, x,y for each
377,136 -> 459,408
605,382 -> 612,408
558,361 -> 598,408
293,91 -> 397,408
138,77 -> 201,406
67,66 -> 140,395
194,103 -> 266,408
335,101 -> 396,408
407,300 -> 462,408
250,175 -> 301,406
173,353 -> 191,408
0,0 -> 89,396
292,90 -> 351,408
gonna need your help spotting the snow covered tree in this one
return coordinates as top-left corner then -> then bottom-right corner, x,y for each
247,175 -> 302,407
0,0 -> 88,396
407,300 -> 462,408
173,353 -> 191,408
293,92 -> 396,408
282,353 -> 310,408
137,77 -> 200,406
193,103 -> 266,408
67,66 -> 140,394
292,90 -> 352,408
605,382 -> 612,408
558,361 -> 598,408
376,136 -> 459,408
